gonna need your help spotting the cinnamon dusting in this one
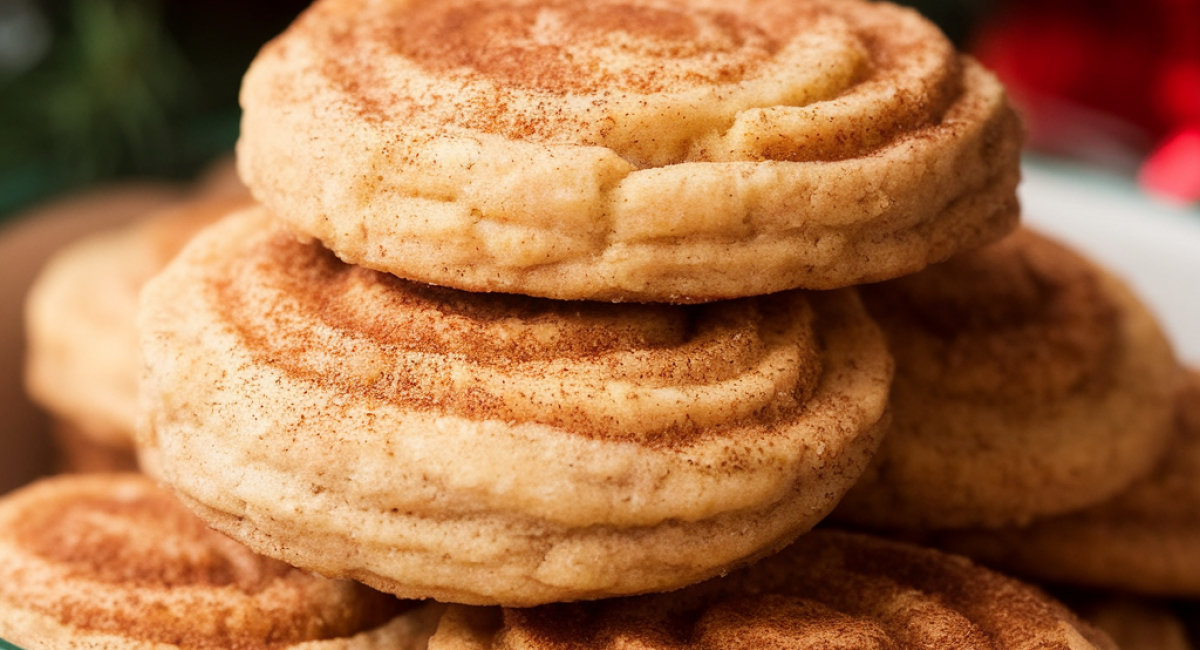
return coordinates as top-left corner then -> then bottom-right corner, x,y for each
213,224 -> 825,447
295,0 -> 963,162
865,228 -> 1121,401
492,530 -> 1112,649
0,475 -> 405,650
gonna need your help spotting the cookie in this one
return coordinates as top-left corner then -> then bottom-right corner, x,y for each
0,473 -> 442,650
931,369 -> 1200,595
138,206 -> 893,606
832,228 -> 1180,529
24,194 -> 251,462
238,0 -> 1022,302
425,529 -> 1116,650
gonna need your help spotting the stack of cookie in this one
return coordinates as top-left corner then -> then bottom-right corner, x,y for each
8,0 -> 1193,648
141,0 -> 1022,605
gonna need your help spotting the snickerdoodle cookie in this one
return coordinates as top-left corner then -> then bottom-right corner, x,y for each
24,194 -> 250,470
931,369 -> 1200,595
238,0 -> 1022,302
0,473 -> 442,650
832,228 -> 1179,529
138,207 -> 892,606
425,529 -> 1116,650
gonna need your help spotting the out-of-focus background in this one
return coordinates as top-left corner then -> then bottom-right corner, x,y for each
1,0 -> 1198,219
0,0 -> 310,219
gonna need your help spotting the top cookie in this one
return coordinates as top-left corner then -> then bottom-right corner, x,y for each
238,0 -> 1022,302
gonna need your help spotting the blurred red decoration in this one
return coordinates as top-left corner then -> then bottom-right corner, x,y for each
1140,127 -> 1200,202
974,0 -> 1200,203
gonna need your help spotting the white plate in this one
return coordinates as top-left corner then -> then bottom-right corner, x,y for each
1021,157 -> 1200,365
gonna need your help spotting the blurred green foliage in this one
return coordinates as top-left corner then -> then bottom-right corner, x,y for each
1,0 -> 197,215
0,0 -> 307,220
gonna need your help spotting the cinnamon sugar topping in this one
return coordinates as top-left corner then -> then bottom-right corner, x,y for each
299,0 -> 959,161
387,0 -> 781,95
15,491 -> 291,590
217,224 -> 824,445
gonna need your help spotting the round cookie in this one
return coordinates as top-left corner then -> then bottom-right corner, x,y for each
0,473 -> 442,650
138,206 -> 893,606
930,369 -> 1200,595
832,228 -> 1180,529
24,193 -> 251,468
425,529 -> 1116,650
238,0 -> 1022,302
